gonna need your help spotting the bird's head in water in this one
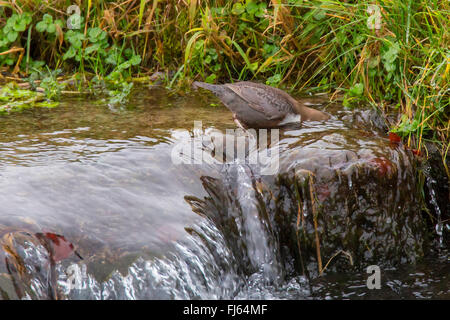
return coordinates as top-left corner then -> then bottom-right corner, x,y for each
192,81 -> 330,128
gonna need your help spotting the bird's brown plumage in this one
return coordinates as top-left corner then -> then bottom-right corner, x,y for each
193,81 -> 329,128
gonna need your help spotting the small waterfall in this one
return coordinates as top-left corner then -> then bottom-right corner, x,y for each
423,164 -> 444,247
1,155 -> 306,299
56,158 -> 302,299
223,162 -> 284,284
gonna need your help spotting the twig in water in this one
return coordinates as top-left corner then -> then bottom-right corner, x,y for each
322,250 -> 354,274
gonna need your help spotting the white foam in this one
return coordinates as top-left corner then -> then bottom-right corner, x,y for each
279,113 -> 301,125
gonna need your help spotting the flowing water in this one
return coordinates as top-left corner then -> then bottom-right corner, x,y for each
0,86 -> 448,299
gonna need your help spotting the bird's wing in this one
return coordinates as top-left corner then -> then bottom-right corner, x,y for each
224,83 -> 293,120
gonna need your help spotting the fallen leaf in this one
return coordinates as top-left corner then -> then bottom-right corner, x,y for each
388,132 -> 401,144
35,232 -> 82,262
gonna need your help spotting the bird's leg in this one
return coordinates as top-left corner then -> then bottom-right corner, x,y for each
233,115 -> 246,130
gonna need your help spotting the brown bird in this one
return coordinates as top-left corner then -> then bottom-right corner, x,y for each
193,81 -> 330,129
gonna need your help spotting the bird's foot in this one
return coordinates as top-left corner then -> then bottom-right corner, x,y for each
233,117 -> 246,130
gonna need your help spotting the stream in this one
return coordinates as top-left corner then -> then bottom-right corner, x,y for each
0,86 -> 448,299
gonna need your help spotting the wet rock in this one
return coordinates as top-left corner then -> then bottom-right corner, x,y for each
422,142 -> 449,246
270,121 -> 427,274
189,107 -> 429,277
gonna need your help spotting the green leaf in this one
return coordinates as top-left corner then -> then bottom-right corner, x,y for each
54,19 -> 64,28
184,31 -> 204,65
85,43 -> 100,55
36,21 -> 47,33
7,31 -> 18,42
319,77 -> 328,86
66,30 -> 84,49
13,19 -> 27,32
29,60 -> 45,69
246,1 -> 259,15
343,96 -> 353,108
72,38 -> 83,49
194,40 -> 204,51
124,48 -> 133,59
349,83 -> 364,96
87,27 -> 107,43
255,3 -> 267,18
206,48 -> 217,59
249,62 -> 258,71
3,25 -> 12,34
266,74 -> 282,86
130,55 -> 142,66
382,42 -> 400,73
396,114 -> 420,135
383,61 -> 395,73
211,7 -> 227,16
43,14 -> 53,25
117,60 -> 132,71
47,23 -> 56,34
105,50 -> 120,65
5,57 -> 15,65
232,3 -> 245,15
98,30 -> 107,41
6,15 -> 17,28
212,64 -> 221,72
22,13 -> 32,25
205,74 -> 216,83
262,43 -> 278,58
63,46 -> 77,60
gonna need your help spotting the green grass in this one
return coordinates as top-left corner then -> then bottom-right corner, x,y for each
0,0 -> 448,163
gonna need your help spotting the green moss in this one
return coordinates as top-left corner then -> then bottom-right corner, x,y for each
0,86 -> 51,114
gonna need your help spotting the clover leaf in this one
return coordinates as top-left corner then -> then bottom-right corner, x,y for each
65,30 -> 85,49
36,14 -> 63,34
63,46 -> 77,60
129,55 -> 142,66
266,74 -> 282,86
382,42 -> 400,73
246,1 -> 259,15
349,83 -> 364,96
232,3 -> 245,15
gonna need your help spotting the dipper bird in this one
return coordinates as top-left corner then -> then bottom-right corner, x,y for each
193,81 -> 329,129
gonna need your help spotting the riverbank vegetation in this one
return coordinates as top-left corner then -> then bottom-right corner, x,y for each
0,0 -> 448,166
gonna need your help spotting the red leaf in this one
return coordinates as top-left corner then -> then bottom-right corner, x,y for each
370,157 -> 393,177
389,132 -> 401,144
36,232 -> 76,262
